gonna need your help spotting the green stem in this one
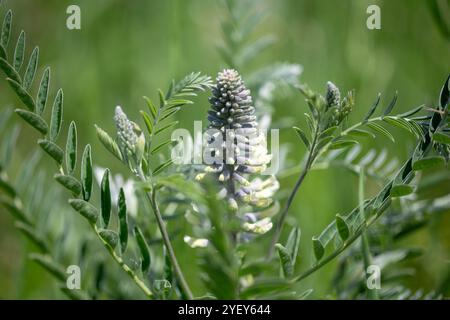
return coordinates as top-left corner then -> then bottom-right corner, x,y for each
92,224 -> 153,299
359,167 -> 379,300
268,122 -> 319,258
137,168 -> 193,299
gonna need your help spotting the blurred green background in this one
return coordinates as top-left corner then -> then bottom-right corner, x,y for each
0,0 -> 449,299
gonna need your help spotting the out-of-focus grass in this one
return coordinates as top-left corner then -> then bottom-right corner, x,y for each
0,0 -> 448,298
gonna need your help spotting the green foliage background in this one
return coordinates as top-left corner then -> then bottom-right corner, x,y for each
0,0 -> 449,298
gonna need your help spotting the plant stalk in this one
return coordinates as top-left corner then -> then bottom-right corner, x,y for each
268,124 -> 319,258
137,168 -> 193,300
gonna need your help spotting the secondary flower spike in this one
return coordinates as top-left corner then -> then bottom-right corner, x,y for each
198,69 -> 279,235
114,106 -> 145,171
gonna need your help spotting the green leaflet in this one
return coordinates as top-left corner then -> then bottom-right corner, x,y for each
312,237 -> 325,261
336,214 -> 350,241
36,67 -> 50,115
160,107 -> 180,122
285,227 -> 301,267
367,122 -> 395,143
347,128 -> 375,139
23,46 -> 39,91
293,126 -> 310,149
0,175 -> 16,197
363,93 -> 381,122
155,121 -> 178,135
95,125 -> 123,161
15,109 -> 48,135
13,30 -> 25,71
319,126 -> 338,139
275,243 -> 294,278
81,145 -> 92,201
1,10 -> 12,50
68,199 -> 98,223
118,188 -> 128,253
381,91 -> 398,116
54,174 -> 82,195
65,121 -> 77,174
99,229 -> 119,249
329,139 -> 358,150
412,156 -> 445,171
29,253 -> 66,282
38,139 -> 63,165
0,197 -> 31,225
151,140 -> 173,155
100,169 -> 111,227
143,96 -> 157,118
153,158 -> 174,176
134,226 -> 151,273
433,132 -> 450,145
7,78 -> 35,111
140,110 -> 153,135
0,57 -> 22,83
0,43 -> 5,60
15,221 -> 48,253
0,124 -> 20,169
390,184 -> 415,197
50,89 -> 63,141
